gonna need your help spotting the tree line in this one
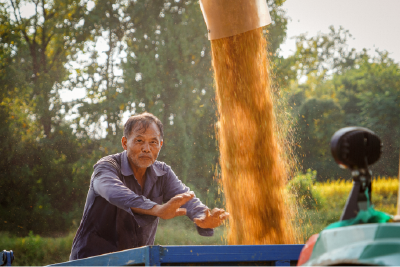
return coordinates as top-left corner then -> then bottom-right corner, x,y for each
1,0 -> 399,235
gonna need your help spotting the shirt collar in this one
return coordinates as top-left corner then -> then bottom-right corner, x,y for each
121,150 -> 166,177
121,150 -> 134,176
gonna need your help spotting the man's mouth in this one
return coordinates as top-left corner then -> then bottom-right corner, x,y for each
139,155 -> 152,160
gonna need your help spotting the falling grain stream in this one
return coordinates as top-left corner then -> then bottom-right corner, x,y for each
211,25 -> 297,245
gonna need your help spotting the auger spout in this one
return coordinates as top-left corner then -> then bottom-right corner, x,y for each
199,0 -> 272,40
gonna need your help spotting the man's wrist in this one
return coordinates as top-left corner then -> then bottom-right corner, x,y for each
149,204 -> 162,217
131,204 -> 162,217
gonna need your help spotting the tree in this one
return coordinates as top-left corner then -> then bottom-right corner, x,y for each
4,0 -> 91,137
288,27 -> 400,180
295,98 -> 346,180
0,0 -> 92,235
334,52 -> 400,176
289,26 -> 359,81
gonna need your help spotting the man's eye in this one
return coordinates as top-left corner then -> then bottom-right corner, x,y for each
136,139 -> 142,142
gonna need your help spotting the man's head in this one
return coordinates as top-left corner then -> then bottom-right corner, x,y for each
122,112 -> 164,170
124,112 -> 164,140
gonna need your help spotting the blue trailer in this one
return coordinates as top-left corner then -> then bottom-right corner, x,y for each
48,244 -> 304,266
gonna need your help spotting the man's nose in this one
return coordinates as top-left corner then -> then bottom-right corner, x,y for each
142,143 -> 150,152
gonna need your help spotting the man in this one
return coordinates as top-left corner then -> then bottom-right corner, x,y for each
70,112 -> 228,260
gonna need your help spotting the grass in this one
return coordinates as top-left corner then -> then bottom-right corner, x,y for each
315,176 -> 398,215
0,231 -> 75,266
1,176 -> 397,265
155,216 -> 226,246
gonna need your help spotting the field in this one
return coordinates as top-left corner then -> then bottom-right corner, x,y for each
1,176 -> 398,265
291,174 -> 399,242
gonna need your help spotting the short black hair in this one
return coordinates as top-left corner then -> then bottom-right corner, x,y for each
124,112 -> 164,140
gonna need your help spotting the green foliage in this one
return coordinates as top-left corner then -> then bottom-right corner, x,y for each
288,169 -> 324,210
0,0 -> 93,235
289,26 -> 360,81
288,26 -> 400,181
295,98 -> 347,180
335,52 -> 400,176
0,231 -> 74,266
0,118 -> 88,235
1,0 -> 91,137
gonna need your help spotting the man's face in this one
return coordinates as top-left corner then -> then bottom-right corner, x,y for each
121,122 -> 163,170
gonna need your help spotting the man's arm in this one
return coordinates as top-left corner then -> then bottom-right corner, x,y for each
131,191 -> 195,219
92,163 -> 157,213
92,161 -> 195,221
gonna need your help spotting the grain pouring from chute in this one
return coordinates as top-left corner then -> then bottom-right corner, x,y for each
199,0 -> 299,245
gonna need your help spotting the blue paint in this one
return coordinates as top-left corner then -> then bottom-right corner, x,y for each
49,245 -> 304,266
1,250 -> 14,266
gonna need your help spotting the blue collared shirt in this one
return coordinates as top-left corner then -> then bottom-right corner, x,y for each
70,151 -> 212,260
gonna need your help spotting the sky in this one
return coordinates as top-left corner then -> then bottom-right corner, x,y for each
279,0 -> 400,62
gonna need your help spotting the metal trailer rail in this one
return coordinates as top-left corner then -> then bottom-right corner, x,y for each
49,244 -> 304,266
1,250 -> 14,266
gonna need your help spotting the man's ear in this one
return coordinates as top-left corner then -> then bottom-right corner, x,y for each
160,140 -> 163,148
121,136 -> 127,150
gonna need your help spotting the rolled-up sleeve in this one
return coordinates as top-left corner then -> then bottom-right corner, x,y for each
161,166 -> 214,237
92,162 -> 157,215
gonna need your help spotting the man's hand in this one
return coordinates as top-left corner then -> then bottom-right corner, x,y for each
153,191 -> 194,219
194,208 -> 229,229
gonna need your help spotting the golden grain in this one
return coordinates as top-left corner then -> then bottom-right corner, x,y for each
210,26 -> 297,244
